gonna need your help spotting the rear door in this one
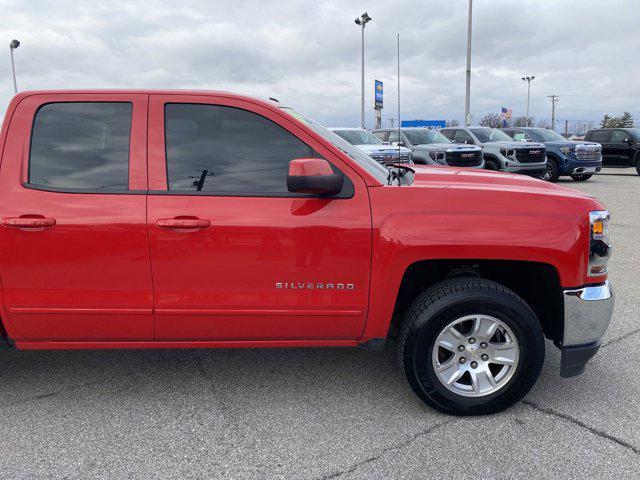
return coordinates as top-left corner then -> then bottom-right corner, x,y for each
0,94 -> 153,342
146,94 -> 372,341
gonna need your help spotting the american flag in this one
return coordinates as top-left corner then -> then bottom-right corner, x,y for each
501,107 -> 512,127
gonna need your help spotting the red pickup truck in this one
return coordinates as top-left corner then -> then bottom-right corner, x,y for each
0,90 -> 613,415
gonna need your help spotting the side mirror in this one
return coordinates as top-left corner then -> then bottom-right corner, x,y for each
287,158 -> 343,195
395,141 -> 405,147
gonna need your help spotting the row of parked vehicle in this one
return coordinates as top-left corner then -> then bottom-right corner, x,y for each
330,125 -> 640,182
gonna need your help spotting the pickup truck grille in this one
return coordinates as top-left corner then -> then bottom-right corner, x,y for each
446,150 -> 483,167
370,153 -> 412,164
515,148 -> 546,163
575,145 -> 602,162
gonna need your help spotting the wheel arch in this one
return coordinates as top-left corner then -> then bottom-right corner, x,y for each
482,152 -> 502,169
387,259 -> 564,345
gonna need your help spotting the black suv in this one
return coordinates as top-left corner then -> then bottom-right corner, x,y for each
584,128 -> 640,175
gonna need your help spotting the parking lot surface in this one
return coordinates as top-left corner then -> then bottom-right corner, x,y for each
0,170 -> 637,479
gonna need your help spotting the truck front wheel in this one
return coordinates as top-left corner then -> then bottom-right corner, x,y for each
398,277 -> 545,415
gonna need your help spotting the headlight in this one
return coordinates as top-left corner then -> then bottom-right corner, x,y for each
588,210 -> 611,276
500,148 -> 516,158
429,151 -> 445,164
560,146 -> 575,156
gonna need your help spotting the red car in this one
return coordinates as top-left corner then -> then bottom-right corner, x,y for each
0,90 -> 613,415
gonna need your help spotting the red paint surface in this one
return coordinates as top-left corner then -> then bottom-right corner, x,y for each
0,90 -> 607,350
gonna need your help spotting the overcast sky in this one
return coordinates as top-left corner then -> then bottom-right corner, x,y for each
2,0 -> 639,131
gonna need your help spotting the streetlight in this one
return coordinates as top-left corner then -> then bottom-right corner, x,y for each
464,0 -> 473,126
521,75 -> 535,125
9,39 -> 20,94
355,12 -> 372,129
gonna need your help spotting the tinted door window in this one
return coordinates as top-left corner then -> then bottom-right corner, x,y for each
611,130 -> 631,143
440,129 -> 454,140
588,130 -> 611,142
388,131 -> 401,144
373,131 -> 388,142
453,129 -> 474,144
511,130 -> 532,142
165,104 -> 319,194
29,102 -> 132,190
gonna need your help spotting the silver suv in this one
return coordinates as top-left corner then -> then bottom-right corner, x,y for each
441,127 -> 547,176
373,128 -> 484,168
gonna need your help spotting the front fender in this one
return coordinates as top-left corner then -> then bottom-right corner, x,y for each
362,182 -> 597,341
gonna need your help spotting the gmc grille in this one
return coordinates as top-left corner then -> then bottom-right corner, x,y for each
370,153 -> 412,164
575,145 -> 602,162
515,148 -> 546,163
446,150 -> 483,167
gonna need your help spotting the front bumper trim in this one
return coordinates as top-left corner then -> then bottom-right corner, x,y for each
563,280 -> 614,347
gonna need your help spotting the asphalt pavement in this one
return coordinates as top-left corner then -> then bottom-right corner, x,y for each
0,169 -> 637,479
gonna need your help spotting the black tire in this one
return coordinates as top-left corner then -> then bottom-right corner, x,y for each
398,277 -> 545,415
541,158 -> 559,182
635,158 -> 640,176
570,173 -> 593,181
484,159 -> 499,171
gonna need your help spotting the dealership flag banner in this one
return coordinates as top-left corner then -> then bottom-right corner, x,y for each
501,107 -> 512,127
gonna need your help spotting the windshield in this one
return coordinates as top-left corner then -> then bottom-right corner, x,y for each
404,129 -> 451,145
527,128 -> 567,142
279,107 -> 389,182
333,129 -> 382,145
469,128 -> 513,142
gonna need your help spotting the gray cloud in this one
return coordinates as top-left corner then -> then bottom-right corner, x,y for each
2,0 -> 639,131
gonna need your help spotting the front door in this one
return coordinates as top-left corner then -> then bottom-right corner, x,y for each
0,94 -> 153,342
610,130 -> 633,166
146,94 -> 372,341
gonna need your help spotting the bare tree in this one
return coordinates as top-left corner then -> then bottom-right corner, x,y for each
446,119 -> 460,127
479,113 -> 501,128
536,118 -> 551,128
513,116 -> 534,127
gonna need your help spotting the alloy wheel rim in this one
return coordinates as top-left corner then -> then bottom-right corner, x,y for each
543,162 -> 555,180
431,314 -> 520,397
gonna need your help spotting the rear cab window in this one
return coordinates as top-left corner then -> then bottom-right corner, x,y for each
28,102 -> 132,191
587,130 -> 611,143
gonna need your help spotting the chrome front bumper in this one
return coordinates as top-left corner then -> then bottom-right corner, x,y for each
560,281 -> 614,377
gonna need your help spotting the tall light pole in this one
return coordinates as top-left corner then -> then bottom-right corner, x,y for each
521,75 -> 535,126
9,39 -> 20,94
547,94 -> 559,131
464,0 -> 473,126
355,12 -> 371,129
